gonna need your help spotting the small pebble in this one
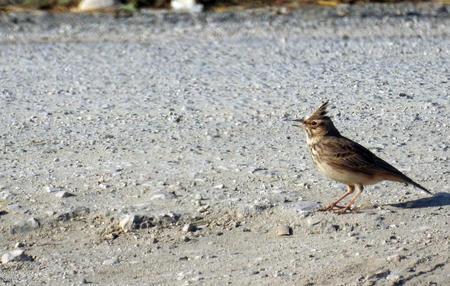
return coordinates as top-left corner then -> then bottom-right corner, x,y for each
182,223 -> 196,233
276,225 -> 292,236
14,242 -> 24,248
294,201 -> 320,213
197,205 -> 209,213
45,186 -> 62,193
102,256 -> 119,265
358,202 -> 376,209
387,254 -> 404,263
54,191 -> 74,198
99,182 -> 110,189
150,191 -> 176,200
306,217 -> 322,226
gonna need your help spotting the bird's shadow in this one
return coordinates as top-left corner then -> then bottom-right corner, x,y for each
389,192 -> 450,209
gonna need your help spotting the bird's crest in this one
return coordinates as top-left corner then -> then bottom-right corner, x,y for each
307,101 -> 329,121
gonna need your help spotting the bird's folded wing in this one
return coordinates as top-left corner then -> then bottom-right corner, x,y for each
320,136 -> 407,179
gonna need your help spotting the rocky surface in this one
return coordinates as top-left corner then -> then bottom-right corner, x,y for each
0,3 -> 449,285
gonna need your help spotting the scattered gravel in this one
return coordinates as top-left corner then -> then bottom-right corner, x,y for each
0,3 -> 448,285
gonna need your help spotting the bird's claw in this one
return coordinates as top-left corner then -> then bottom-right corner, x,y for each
318,204 -> 345,211
319,204 -> 360,214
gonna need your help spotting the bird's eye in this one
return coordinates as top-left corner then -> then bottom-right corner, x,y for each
311,121 -> 317,126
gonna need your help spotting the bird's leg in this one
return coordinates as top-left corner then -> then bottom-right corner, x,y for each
335,184 -> 363,214
319,185 -> 355,211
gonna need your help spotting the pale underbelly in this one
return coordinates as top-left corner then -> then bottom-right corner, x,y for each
315,162 -> 381,185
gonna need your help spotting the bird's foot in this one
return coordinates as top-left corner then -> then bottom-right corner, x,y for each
333,207 -> 351,214
319,204 -> 345,212
318,205 -> 334,211
333,206 -> 361,214
319,204 -> 359,214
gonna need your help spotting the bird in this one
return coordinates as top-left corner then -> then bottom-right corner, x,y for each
292,101 -> 431,214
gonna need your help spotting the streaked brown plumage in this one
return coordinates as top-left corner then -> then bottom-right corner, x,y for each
293,101 -> 431,214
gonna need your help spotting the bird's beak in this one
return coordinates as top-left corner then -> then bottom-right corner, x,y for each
292,118 -> 305,128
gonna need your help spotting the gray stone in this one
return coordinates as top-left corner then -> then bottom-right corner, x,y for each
7,204 -> 26,213
294,201 -> 320,213
150,191 -> 176,200
10,217 -> 40,234
56,207 -> 90,221
45,186 -> 62,193
157,212 -> 180,226
102,256 -> 119,265
366,269 -> 391,280
0,190 -> 13,200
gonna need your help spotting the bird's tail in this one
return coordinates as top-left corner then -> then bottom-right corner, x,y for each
408,180 -> 432,195
383,172 -> 432,195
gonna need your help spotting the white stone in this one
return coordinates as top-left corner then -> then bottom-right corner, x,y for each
182,223 -> 195,233
99,182 -> 111,189
171,0 -> 203,13
306,217 -> 322,226
1,249 -> 31,264
78,0 -> 115,11
15,242 -> 24,248
55,191 -> 74,198
197,205 -> 209,213
119,215 -> 135,232
276,225 -> 292,236
150,191 -> 176,200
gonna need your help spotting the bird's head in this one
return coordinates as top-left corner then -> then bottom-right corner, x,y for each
292,101 -> 340,138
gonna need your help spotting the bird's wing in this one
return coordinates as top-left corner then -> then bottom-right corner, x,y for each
319,136 -> 407,178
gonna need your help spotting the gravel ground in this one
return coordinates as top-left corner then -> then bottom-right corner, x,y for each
0,3 -> 449,285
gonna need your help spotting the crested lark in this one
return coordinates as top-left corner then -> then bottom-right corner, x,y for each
293,101 -> 431,214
